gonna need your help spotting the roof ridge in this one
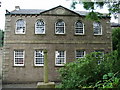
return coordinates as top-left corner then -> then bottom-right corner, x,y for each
5,5 -> 110,18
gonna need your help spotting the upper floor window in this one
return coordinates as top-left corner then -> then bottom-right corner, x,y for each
55,20 -> 65,34
93,22 -> 102,35
14,50 -> 25,66
55,50 -> 66,66
76,50 -> 85,59
75,21 -> 84,35
34,50 -> 44,66
15,19 -> 26,34
35,20 -> 45,34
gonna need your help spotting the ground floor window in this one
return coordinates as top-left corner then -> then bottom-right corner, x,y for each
14,50 -> 24,66
76,50 -> 85,59
34,50 -> 44,66
94,50 -> 104,57
94,50 -> 104,64
55,50 -> 66,66
13,49 -> 106,67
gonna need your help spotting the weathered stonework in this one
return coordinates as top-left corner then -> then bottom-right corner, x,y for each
3,6 -> 112,83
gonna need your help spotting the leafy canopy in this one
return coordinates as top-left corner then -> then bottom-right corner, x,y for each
0,30 -> 4,47
71,0 -> 120,21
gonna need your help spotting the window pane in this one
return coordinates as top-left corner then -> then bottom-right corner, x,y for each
36,51 -> 44,57
36,58 -> 44,64
76,22 -> 83,27
55,21 -> 65,34
56,58 -> 64,64
95,50 -> 104,57
75,21 -> 84,34
95,50 -> 104,64
37,21 -> 44,26
14,50 -> 24,66
76,50 -> 85,59
56,51 -> 65,65
35,20 -> 45,34
93,22 -> 102,35
56,27 -> 64,33
75,28 -> 83,33
16,19 -> 25,34
35,50 -> 44,66
15,58 -> 23,64
56,21 -> 64,26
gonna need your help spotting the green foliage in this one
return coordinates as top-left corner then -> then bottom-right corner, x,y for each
112,27 -> 120,60
83,2 -> 94,10
56,51 -> 119,88
86,11 -> 102,21
70,1 -> 120,21
112,28 -> 120,50
108,2 -> 120,18
95,72 -> 120,88
0,30 -> 4,47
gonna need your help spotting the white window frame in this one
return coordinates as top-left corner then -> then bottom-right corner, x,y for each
93,22 -> 102,35
35,20 -> 45,34
55,20 -> 65,34
14,50 -> 25,66
15,19 -> 26,34
34,50 -> 44,66
75,21 -> 84,35
75,50 -> 86,59
55,51 -> 66,66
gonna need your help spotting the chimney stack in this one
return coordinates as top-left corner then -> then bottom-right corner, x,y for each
15,6 -> 20,10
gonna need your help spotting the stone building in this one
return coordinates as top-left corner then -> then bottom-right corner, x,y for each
3,5 -> 112,83
118,13 -> 120,24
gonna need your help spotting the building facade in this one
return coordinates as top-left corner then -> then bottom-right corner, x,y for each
118,13 -> 120,24
3,6 -> 112,83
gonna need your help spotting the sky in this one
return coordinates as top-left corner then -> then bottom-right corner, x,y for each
0,0 -> 118,30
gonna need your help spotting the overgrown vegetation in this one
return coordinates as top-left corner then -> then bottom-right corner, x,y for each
71,1 -> 120,21
56,27 -> 120,89
56,51 -> 120,88
112,28 -> 120,57
0,30 -> 4,47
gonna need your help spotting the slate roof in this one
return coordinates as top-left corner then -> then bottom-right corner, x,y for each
9,9 -> 45,15
111,22 -> 120,27
5,5 -> 110,18
6,5 -> 88,16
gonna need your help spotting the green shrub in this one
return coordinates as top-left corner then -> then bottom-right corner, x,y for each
56,51 -> 119,88
94,72 -> 120,88
112,27 -> 120,51
0,30 -> 4,47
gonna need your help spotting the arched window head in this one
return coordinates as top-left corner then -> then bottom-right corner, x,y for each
55,20 -> 65,34
75,21 -> 84,35
93,22 -> 102,35
16,19 -> 26,34
35,20 -> 45,34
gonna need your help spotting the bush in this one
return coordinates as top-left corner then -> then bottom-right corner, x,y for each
0,30 -> 4,47
95,72 -> 120,88
112,27 -> 120,51
56,51 -> 119,88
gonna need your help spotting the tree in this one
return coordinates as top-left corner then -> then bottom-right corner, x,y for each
112,28 -> 120,50
56,51 -> 120,88
0,2 -> 1,7
71,0 -> 120,21
0,30 -> 4,47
